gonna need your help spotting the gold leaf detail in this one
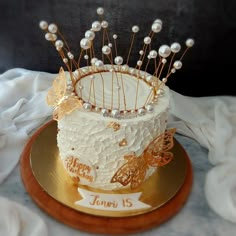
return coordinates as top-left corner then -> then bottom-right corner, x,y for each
107,122 -> 121,131
119,138 -> 128,147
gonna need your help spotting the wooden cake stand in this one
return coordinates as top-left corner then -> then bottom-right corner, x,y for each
20,121 -> 193,235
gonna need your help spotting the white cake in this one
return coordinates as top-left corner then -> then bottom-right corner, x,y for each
56,66 -> 170,190
41,6 -> 194,192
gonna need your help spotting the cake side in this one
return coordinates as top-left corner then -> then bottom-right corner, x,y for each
57,69 -> 170,190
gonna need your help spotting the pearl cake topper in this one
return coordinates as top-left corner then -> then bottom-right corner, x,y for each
39,7 -> 194,120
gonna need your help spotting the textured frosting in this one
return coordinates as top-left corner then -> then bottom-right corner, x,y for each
57,67 -> 170,190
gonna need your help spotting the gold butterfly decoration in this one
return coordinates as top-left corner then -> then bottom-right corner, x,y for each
47,67 -> 83,120
110,128 -> 176,189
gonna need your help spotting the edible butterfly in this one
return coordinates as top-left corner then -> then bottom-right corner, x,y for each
47,67 -> 83,120
110,128 -> 176,189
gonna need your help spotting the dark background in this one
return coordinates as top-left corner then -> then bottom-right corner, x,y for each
0,0 -> 236,96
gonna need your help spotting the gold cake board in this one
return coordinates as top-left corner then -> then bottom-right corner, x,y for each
20,120 -> 193,235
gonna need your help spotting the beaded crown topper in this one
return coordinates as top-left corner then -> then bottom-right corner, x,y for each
39,7 -> 194,120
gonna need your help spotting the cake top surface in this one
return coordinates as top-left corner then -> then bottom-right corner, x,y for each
39,7 -> 194,120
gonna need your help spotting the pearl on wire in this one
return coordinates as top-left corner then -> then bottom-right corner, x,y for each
101,20 -> 109,28
158,45 -> 171,58
139,50 -> 144,55
173,60 -> 182,69
91,57 -> 98,65
55,40 -> 64,48
151,22 -> 162,33
63,58 -> 68,64
144,36 -> 151,44
102,45 -> 111,55
137,60 -> 142,66
113,34 -> 118,39
48,23 -> 58,33
97,7 -> 104,15
85,30 -> 95,40
45,33 -> 57,41
186,38 -> 195,47
67,52 -> 74,60
39,21 -> 48,30
149,50 -> 157,59
153,19 -> 163,25
171,42 -> 181,53
95,60 -> 104,68
91,21 -> 102,31
84,54 -> 89,60
132,25 -> 139,33
108,43 -> 112,47
114,56 -> 123,65
80,38 -> 92,49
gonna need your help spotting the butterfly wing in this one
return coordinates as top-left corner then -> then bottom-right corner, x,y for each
47,67 -> 67,106
145,128 -> 176,167
130,162 -> 148,189
111,154 -> 146,187
53,96 -> 83,120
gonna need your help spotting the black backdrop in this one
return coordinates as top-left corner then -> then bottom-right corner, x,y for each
0,0 -> 236,96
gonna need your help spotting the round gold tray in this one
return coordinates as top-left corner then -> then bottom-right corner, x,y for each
20,121 -> 193,234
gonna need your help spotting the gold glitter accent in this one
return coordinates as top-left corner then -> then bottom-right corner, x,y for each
119,138 -> 128,147
107,122 -> 121,131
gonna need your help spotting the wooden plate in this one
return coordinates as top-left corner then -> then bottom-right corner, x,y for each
20,121 -> 193,235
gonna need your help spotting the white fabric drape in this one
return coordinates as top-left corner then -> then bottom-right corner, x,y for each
0,68 -> 236,235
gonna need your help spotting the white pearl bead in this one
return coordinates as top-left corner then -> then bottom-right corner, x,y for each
92,21 -> 101,32
95,107 -> 100,112
137,60 -> 142,66
171,42 -> 181,53
186,38 -> 194,47
39,21 -> 48,30
91,57 -> 98,65
157,89 -> 164,95
48,23 -> 58,33
171,68 -> 176,73
151,22 -> 162,33
108,43 -> 112,48
97,7 -> 104,15
138,108 -> 146,116
153,19 -> 163,25
149,50 -> 157,58
121,65 -> 128,71
85,30 -> 95,40
74,70 -> 79,76
84,54 -> 89,60
83,102 -> 92,110
173,60 -> 182,70
101,108 -> 109,116
63,58 -> 68,64
114,56 -> 123,65
162,78 -> 167,83
55,40 -> 64,48
147,55 -> 151,59
132,25 -> 139,33
101,20 -> 108,28
111,109 -> 119,117
95,60 -> 104,68
80,38 -> 91,49
130,68 -> 136,75
45,33 -> 52,41
113,34 -> 118,39
146,75 -> 154,82
144,36 -> 151,44
162,58 -> 167,64
56,46 -> 61,51
145,104 -> 154,112
67,52 -> 74,59
159,45 -> 171,58
139,50 -> 144,55
102,45 -> 111,55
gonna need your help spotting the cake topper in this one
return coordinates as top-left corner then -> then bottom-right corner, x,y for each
40,7 -> 194,120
